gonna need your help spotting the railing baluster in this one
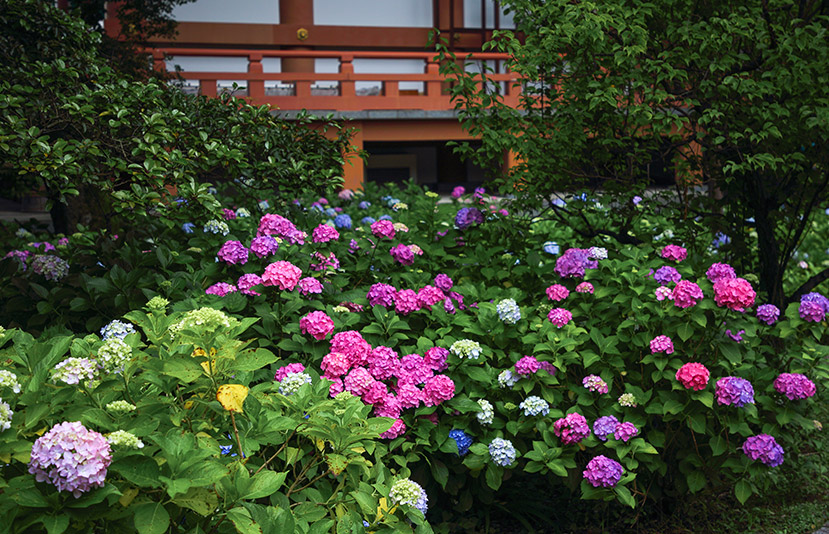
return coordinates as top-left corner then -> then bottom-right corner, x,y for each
339,55 -> 355,99
248,53 -> 264,99
199,79 -> 217,97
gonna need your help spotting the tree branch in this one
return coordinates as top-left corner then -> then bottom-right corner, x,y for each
789,266 -> 829,303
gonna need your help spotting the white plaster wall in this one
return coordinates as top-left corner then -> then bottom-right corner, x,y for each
171,0 -> 280,24
463,0 -> 515,28
314,0 -> 432,27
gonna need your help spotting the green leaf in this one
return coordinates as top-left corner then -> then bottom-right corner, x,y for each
233,349 -> 279,372
709,436 -> 728,456
614,485 -> 636,508
112,456 -> 162,487
677,323 -> 694,342
735,480 -> 752,504
173,487 -> 219,516
243,471 -> 288,500
686,471 -> 705,493
226,507 -> 263,534
133,502 -> 170,534
162,358 -> 204,383
40,516 -> 69,534
430,459 -> 449,488
485,464 -> 503,490
662,399 -> 684,415
581,350 -> 601,368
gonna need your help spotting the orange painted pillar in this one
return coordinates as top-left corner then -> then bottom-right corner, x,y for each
279,0 -> 314,73
343,123 -> 364,190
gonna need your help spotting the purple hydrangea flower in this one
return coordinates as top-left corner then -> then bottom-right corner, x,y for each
706,262 -> 736,283
217,240 -> 249,265
583,455 -> 623,488
773,373 -> 816,400
593,415 -> 619,442
613,422 -> 639,442
799,292 -> 828,322
250,235 -> 279,258
434,274 -> 453,292
455,207 -> 484,230
756,304 -> 780,325
742,434 -> 784,467
30,255 -> 69,281
367,283 -> 397,307
29,421 -> 112,497
554,248 -> 597,279
715,376 -> 755,407
653,266 -> 681,285
237,273 -> 263,296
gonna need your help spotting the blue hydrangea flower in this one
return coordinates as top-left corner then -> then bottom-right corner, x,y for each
488,438 -> 516,467
519,396 -> 549,417
361,216 -> 376,225
496,298 -> 521,324
712,233 -> 731,248
235,208 -> 250,218
497,369 -> 517,388
100,320 -> 136,341
182,222 -> 196,234
379,214 -> 393,221
334,214 -> 352,229
448,429 -> 473,456
359,201 -> 371,209
543,241 -> 560,255
324,208 -> 337,217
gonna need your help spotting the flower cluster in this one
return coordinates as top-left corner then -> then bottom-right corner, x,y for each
389,478 -> 428,516
583,455 -> 623,488
298,277 -> 323,296
583,374 -> 608,394
97,338 -> 133,373
661,244 -> 687,262
203,219 -> 230,236
773,373 -> 816,400
53,357 -> 98,386
547,308 -> 573,328
0,370 -> 21,393
519,395 -> 549,416
206,282 -> 237,297
105,400 -> 136,414
676,362 -> 710,390
217,240 -> 250,265
262,261 -> 302,290
713,277 -> 756,312
455,207 -> 484,229
546,284 -> 570,301
706,262 -> 736,283
448,429 -> 473,456
554,413 -> 590,444
653,266 -> 681,285
29,421 -> 112,497
371,220 -> 396,239
755,304 -> 780,325
477,399 -> 494,425
742,434 -> 784,467
555,248 -> 597,278
0,399 -> 12,431
650,335 -> 674,354
250,235 -> 279,258
367,283 -> 397,307
799,292 -> 828,322
237,274 -> 263,296
450,339 -> 482,359
496,298 -> 521,324
390,243 -> 414,265
715,376 -> 755,407
618,393 -> 637,407
172,307 -> 237,334
299,311 -> 335,340
106,430 -> 144,449
576,282 -> 594,294
671,280 -> 704,308
31,255 -> 70,281
488,437 -> 517,466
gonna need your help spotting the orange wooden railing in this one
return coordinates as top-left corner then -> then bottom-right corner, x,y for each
147,48 -> 521,111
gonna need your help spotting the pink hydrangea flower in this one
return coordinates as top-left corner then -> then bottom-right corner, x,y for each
371,220 -> 396,239
237,273 -> 263,296
217,240 -> 249,265
328,378 -> 344,397
706,262 -> 736,283
330,330 -> 372,367
713,277 -> 756,312
515,355 -> 540,376
380,418 -> 406,439
553,413 -> 590,444
547,308 -> 573,327
583,455 -> 623,488
583,374 -> 609,394
262,261 -> 302,290
222,208 -> 237,221
374,394 -> 402,419
343,367 -> 375,396
362,381 -> 388,405
390,244 -> 414,265
676,362 -> 710,390
655,286 -> 673,301
338,189 -> 354,200
205,282 -> 237,297
367,283 -> 397,307
773,373 -> 816,400
661,244 -> 687,262
417,285 -> 446,308
397,354 -> 433,385
422,375 -> 455,406
299,311 -> 335,341
257,213 -> 297,239
613,422 -> 639,442
28,421 -> 112,497
397,383 -> 422,409
298,277 -> 323,296
576,282 -> 594,294
321,352 -> 350,378
424,347 -> 449,372
274,363 -> 305,381
546,284 -> 570,302
671,280 -> 703,308
367,346 -> 400,380
312,224 -> 340,243
451,186 -> 465,198
310,252 -> 339,271
650,335 -> 674,354
394,289 -> 421,315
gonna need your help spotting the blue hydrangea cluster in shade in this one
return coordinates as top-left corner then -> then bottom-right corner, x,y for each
519,396 -> 549,417
100,320 -> 136,341
455,207 -> 484,229
488,437 -> 516,467
712,232 -> 731,248
359,201 -> 371,209
333,214 -> 352,229
181,222 -> 196,234
235,207 -> 250,218
324,208 -> 337,217
379,214 -> 393,221
496,298 -> 521,324
203,220 -> 229,236
448,429 -> 473,456
593,415 -> 619,441
543,241 -> 560,255
497,369 -> 517,388
361,216 -> 376,226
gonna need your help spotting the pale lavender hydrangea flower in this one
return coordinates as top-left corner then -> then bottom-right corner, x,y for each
29,421 -> 112,497
593,415 -> 619,441
53,358 -> 99,385
488,437 -> 517,466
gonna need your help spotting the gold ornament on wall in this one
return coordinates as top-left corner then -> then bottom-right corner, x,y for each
297,28 -> 309,41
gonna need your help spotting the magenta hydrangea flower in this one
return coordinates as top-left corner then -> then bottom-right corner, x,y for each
394,289 -> 421,315
29,421 -> 112,497
298,277 -> 323,296
222,208 -> 236,221
390,244 -> 415,265
371,220 -> 396,239
374,394 -> 402,419
312,224 -> 340,243
237,273 -> 263,296
742,434 -> 784,467
451,186 -> 465,198
257,213 -> 298,239
546,284 -> 570,302
328,378 -> 344,397
713,277 -> 756,312
583,455 -> 623,488
613,422 -> 639,442
661,244 -> 687,262
321,351 -> 350,378
205,282 -> 237,297
343,367 -> 375,396
274,362 -> 305,382
650,335 -> 674,354
655,286 -> 673,301
514,355 -> 540,376
799,292 -> 828,322
397,383 -> 422,409
715,376 -> 755,407
362,381 -> 388,405
706,262 -> 736,283
547,308 -> 573,328
328,332 -> 370,368
367,283 -> 397,307
671,280 -> 704,308
652,266 -> 681,285
217,241 -> 249,265
397,354 -> 433,385
422,375 -> 455,406
262,261 -> 302,290
676,362 -> 710,390
553,412 -> 590,444
583,374 -> 609,394
434,274 -> 453,292
423,347 -> 449,372
299,311 -> 334,341
576,282 -> 594,294
367,346 -> 400,380
417,285 -> 446,308
555,248 -> 597,279
773,373 -> 816,400
538,361 -> 557,375
250,235 -> 279,258
756,304 -> 780,325
593,415 -> 619,441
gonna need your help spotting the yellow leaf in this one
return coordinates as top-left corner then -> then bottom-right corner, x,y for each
217,384 -> 249,413
200,359 -> 216,375
119,487 -> 139,507
315,438 -> 326,451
